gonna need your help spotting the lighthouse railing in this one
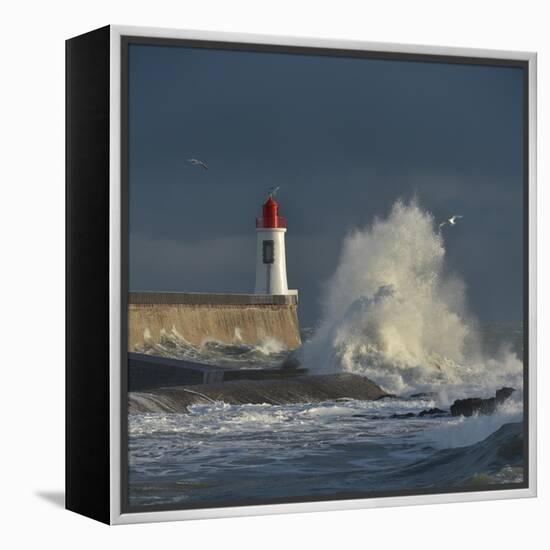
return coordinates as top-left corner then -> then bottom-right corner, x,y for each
255,216 -> 287,228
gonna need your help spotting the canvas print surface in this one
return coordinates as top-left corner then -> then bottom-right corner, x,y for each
124,40 -> 527,511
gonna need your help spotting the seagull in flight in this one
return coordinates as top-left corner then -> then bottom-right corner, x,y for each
439,215 -> 463,229
268,186 -> 280,198
187,158 -> 208,170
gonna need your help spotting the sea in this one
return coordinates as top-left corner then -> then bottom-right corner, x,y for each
128,202 -> 526,510
128,322 -> 525,509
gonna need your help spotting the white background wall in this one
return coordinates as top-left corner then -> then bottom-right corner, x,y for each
1,0 -> 547,547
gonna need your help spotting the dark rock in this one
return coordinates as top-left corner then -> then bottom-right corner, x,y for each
390,412 -> 416,419
451,397 -> 495,417
376,394 -> 398,400
496,387 -> 516,404
450,387 -> 515,417
418,407 -> 447,417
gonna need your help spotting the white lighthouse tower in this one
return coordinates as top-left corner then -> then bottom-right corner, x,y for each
254,193 -> 294,295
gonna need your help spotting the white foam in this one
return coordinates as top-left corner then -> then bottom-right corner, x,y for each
254,336 -> 287,355
302,199 -> 523,398
135,328 -> 287,368
424,397 -> 523,449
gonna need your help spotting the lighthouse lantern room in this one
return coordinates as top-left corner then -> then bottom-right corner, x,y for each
254,193 -> 294,295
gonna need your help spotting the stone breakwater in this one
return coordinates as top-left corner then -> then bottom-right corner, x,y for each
128,292 -> 301,351
128,373 -> 388,413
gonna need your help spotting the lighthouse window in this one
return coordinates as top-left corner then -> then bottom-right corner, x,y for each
262,240 -> 274,264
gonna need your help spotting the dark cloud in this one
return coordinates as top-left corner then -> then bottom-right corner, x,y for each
128,44 -> 525,325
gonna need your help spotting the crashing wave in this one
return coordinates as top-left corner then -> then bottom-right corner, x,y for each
303,199 -> 523,400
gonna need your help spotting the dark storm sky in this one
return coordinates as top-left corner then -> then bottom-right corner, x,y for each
128,43 -> 525,326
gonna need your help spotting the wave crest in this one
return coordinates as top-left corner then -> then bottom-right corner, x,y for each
136,329 -> 288,369
303,199 -> 523,399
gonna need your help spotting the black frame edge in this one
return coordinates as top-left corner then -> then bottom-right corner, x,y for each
66,24 -> 111,525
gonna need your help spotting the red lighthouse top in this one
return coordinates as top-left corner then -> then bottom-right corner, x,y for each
256,195 -> 287,229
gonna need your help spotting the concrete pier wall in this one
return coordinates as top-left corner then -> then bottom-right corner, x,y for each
128,292 -> 301,351
128,352 -> 308,391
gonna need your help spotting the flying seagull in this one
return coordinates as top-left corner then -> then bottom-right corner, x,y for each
439,215 -> 463,229
187,158 -> 208,170
268,186 -> 280,198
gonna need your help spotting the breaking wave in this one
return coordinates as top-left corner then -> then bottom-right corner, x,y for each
303,199 -> 523,401
135,329 -> 288,369
129,393 -> 525,507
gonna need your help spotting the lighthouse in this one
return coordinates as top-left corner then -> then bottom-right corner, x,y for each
254,193 -> 294,295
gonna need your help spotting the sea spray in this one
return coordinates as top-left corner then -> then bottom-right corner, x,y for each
137,328 -> 288,369
302,199 -> 523,399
